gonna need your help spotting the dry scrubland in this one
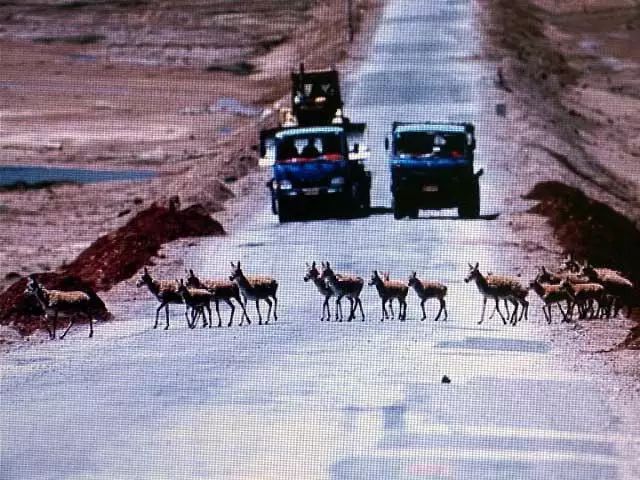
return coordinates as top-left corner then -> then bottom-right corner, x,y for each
0,0 -> 378,293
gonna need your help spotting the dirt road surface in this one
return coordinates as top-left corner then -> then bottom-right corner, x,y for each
2,0 -> 639,479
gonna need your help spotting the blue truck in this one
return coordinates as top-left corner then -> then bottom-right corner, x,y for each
261,125 -> 371,222
386,122 -> 483,219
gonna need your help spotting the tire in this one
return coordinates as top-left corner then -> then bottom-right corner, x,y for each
277,198 -> 294,223
392,198 -> 404,220
408,208 -> 419,219
458,178 -> 480,219
360,186 -> 371,216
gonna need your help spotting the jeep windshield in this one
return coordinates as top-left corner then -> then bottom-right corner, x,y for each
395,131 -> 466,158
276,132 -> 345,163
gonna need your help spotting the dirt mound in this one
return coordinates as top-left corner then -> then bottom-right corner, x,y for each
63,202 -> 225,291
0,202 -> 224,336
525,181 -> 640,348
0,273 -> 108,337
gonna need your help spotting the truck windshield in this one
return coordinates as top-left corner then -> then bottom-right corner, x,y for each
396,132 -> 466,158
276,133 -> 344,162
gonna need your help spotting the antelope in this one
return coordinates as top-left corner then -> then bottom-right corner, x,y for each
177,279 -> 213,328
464,263 -> 525,325
369,270 -> 408,321
559,279 -> 606,320
580,263 -> 634,317
304,262 -> 334,321
407,271 -> 447,321
136,267 -> 186,330
186,269 -> 250,327
560,253 -> 581,273
537,266 -> 590,285
529,277 -> 573,323
381,272 -> 403,319
24,275 -> 100,339
320,261 -> 364,321
229,261 -> 278,325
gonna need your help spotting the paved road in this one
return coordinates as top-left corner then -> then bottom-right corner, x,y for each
1,1 -> 626,479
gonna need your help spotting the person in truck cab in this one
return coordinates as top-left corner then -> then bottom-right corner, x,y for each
301,137 -> 321,158
278,138 -> 298,161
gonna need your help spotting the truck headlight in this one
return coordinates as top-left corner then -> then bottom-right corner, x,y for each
278,180 -> 293,190
330,176 -> 345,186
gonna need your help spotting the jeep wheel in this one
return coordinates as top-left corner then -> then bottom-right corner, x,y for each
458,179 -> 480,219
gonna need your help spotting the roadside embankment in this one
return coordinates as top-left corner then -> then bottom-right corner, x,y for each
0,0 -> 384,340
482,0 -> 640,347
524,181 -> 640,349
0,201 -> 224,336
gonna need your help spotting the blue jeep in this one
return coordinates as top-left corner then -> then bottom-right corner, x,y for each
386,122 -> 483,219
262,125 -> 371,222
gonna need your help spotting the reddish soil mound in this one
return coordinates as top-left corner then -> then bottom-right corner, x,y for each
0,273 -> 108,336
0,202 -> 224,336
524,181 -> 640,348
63,202 -> 225,291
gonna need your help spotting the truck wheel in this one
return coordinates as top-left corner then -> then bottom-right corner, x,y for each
392,198 -> 404,220
277,199 -> 293,223
361,187 -> 371,216
458,179 -> 480,219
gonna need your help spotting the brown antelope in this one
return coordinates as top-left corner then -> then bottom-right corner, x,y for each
580,263 -> 633,317
320,261 -> 364,321
24,275 -> 101,339
304,262 -> 334,321
136,267 -> 186,330
177,279 -> 214,329
186,269 -> 250,327
537,266 -> 590,286
560,253 -> 581,273
529,277 -> 573,323
407,271 -> 447,321
369,270 -> 408,321
229,261 -> 278,325
559,279 -> 606,320
464,263 -> 525,325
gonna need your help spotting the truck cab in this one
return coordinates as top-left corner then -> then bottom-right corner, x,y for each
262,125 -> 371,222
386,122 -> 483,219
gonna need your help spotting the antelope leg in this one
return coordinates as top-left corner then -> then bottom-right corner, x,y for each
264,297 -> 273,325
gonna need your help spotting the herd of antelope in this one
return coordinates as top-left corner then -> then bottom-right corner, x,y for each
23,254 -> 635,339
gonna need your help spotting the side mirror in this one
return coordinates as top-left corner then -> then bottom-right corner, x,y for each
475,168 -> 484,178
384,137 -> 389,151
352,143 -> 359,154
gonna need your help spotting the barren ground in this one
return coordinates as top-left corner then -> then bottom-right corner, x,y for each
481,0 -> 640,476
0,0 -> 380,291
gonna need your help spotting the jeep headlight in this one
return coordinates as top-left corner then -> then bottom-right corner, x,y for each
278,179 -> 293,190
330,176 -> 345,186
